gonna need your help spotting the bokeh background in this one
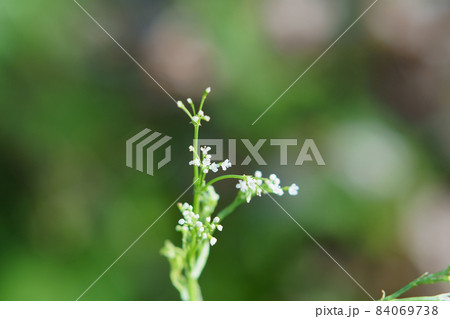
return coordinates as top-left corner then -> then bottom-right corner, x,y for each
1,0 -> 449,300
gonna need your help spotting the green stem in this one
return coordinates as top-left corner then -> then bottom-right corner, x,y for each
186,275 -> 202,301
187,99 -> 196,114
177,102 -> 194,121
205,174 -> 246,189
382,275 -> 427,301
199,90 -> 208,112
381,266 -> 450,301
193,125 -> 200,214
217,195 -> 245,220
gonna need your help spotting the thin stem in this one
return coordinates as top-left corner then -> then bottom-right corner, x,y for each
193,125 -> 199,151
193,125 -> 200,214
186,275 -> 202,301
187,99 -> 196,114
382,275 -> 427,301
185,239 -> 204,301
381,266 -> 450,301
217,195 -> 245,221
177,102 -> 194,121
204,174 -> 246,189
199,91 -> 208,113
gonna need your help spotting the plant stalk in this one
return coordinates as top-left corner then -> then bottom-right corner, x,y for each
186,275 -> 202,301
381,266 -> 450,301
217,195 -> 245,220
193,125 -> 200,214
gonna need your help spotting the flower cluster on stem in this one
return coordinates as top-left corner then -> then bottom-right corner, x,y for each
161,87 -> 300,301
234,171 -> 299,203
176,202 -> 223,246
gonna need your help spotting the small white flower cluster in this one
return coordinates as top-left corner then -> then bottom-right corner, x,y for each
189,145 -> 232,174
192,110 -> 210,124
236,174 -> 263,203
265,173 -> 284,196
176,87 -> 212,125
236,171 -> 299,203
288,183 -> 299,196
177,202 -> 223,246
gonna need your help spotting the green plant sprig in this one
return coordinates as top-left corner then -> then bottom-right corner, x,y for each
380,265 -> 450,301
161,88 -> 299,301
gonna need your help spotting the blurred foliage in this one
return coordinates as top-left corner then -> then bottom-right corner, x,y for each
0,0 -> 449,300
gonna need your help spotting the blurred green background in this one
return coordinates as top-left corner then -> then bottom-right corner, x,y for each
1,0 -> 449,300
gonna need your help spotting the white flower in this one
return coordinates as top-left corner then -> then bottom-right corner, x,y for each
197,110 -> 210,122
236,180 -> 248,192
221,159 -> 232,171
271,184 -> 284,195
181,203 -> 193,211
177,101 -> 184,108
236,176 -> 265,202
266,177 -> 284,196
188,145 -> 194,152
209,162 -> 219,173
189,158 -> 201,166
271,175 -> 281,186
177,202 -> 225,242
187,98 -> 193,104
192,116 -> 199,123
254,170 -> 262,178
288,183 -> 299,196
267,173 -> 282,188
206,87 -> 211,93
200,146 -> 211,155
246,177 -> 257,191
202,155 -> 211,167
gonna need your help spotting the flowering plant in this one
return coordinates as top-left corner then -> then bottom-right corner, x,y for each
161,88 -> 299,301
